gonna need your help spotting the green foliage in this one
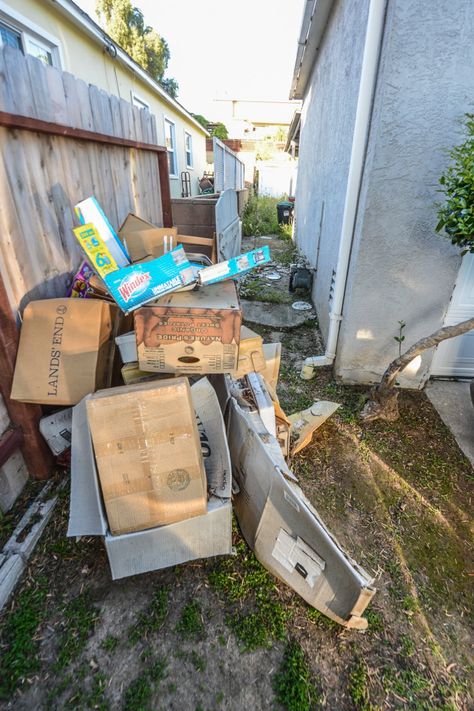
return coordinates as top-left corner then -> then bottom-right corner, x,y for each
209,537 -> 290,651
242,195 -> 293,239
54,591 -> 100,671
394,320 -> 406,357
123,657 -> 167,711
273,640 -> 320,711
210,122 -> 229,140
0,578 -> 48,698
192,113 -> 210,130
95,0 -> 178,97
129,586 -> 169,645
101,634 -> 119,652
349,661 -> 373,711
191,115 -> 229,138
175,601 -> 205,640
436,114 -> 474,252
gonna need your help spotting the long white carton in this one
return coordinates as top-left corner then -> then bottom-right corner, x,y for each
68,378 -> 232,579
214,373 -> 376,629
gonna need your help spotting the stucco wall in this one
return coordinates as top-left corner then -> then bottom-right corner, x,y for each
335,0 -> 474,386
7,0 -> 207,198
294,0 -> 370,340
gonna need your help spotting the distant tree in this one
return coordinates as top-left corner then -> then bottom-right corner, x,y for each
211,122 -> 229,140
191,114 -> 210,130
191,115 -> 229,139
96,0 -> 178,98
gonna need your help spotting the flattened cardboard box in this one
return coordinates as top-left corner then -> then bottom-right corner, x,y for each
224,385 -> 376,629
86,378 -> 207,535
11,299 -> 119,406
135,281 -> 242,375
118,213 -> 178,263
68,378 -> 232,579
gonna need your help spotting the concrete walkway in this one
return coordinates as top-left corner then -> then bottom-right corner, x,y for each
426,380 -> 474,468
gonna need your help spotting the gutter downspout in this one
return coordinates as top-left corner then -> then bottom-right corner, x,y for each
301,0 -> 387,379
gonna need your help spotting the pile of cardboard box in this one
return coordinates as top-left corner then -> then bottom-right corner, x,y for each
9,197 -> 375,629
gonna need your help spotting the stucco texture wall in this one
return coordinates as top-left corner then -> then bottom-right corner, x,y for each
336,0 -> 474,387
294,0 -> 370,340
8,0 -> 207,198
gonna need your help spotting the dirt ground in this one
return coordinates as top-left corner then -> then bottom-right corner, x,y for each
1,234 -> 473,711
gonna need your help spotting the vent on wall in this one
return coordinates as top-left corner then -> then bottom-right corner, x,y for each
329,269 -> 336,304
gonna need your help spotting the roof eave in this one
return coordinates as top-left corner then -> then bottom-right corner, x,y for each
290,0 -> 334,100
49,0 -> 209,136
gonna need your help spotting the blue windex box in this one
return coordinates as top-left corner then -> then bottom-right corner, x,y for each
198,246 -> 271,286
104,246 -> 195,313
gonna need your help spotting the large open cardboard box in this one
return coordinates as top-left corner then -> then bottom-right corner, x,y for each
68,378 -> 232,579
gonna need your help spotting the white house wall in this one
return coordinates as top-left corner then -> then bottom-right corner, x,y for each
294,0 -> 371,340
336,0 -> 474,386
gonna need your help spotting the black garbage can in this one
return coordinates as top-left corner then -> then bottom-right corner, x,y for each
276,200 -> 294,225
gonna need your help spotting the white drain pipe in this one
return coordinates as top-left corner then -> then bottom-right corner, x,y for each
301,0 -> 387,380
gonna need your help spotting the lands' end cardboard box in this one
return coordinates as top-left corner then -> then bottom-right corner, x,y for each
86,378 -> 207,535
11,299 -> 119,406
135,281 -> 242,375
68,378 -> 232,579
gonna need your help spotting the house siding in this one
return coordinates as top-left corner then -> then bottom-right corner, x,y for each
294,0 -> 370,340
8,0 -> 207,198
335,0 -> 474,386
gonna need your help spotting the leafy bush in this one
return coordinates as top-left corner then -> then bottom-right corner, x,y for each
242,195 -> 292,238
437,114 -> 474,253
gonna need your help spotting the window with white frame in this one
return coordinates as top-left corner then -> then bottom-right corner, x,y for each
184,131 -> 193,169
164,118 -> 177,176
131,92 -> 150,111
0,6 -> 61,68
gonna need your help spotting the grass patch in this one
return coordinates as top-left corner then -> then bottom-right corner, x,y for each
240,275 -> 291,304
129,586 -> 169,645
0,577 -> 48,698
101,634 -> 119,652
209,534 -> 290,651
123,658 -> 167,711
176,601 -> 205,641
54,590 -> 100,671
273,639 -> 320,711
242,195 -> 291,238
349,660 -> 372,711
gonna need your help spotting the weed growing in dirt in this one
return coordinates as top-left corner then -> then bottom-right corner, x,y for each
54,590 -> 100,671
349,660 -> 372,711
176,601 -> 205,641
0,577 -> 48,698
189,650 -> 206,672
273,639 -> 320,711
123,658 -> 167,711
242,195 -> 289,238
101,634 -> 119,652
128,586 -> 169,645
240,276 -> 291,304
306,606 -> 338,631
209,535 -> 290,651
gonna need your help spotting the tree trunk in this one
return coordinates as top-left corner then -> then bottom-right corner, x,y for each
361,317 -> 474,422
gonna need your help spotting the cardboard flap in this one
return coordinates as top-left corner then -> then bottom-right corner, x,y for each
191,378 -> 232,498
68,396 -> 108,536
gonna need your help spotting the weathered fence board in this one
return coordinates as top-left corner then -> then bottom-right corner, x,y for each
0,44 -> 166,311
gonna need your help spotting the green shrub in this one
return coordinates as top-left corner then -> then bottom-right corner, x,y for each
437,114 -> 474,253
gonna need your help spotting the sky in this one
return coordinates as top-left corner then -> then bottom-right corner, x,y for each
75,0 -> 305,118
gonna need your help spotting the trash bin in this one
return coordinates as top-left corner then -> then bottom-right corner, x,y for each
276,200 -> 294,225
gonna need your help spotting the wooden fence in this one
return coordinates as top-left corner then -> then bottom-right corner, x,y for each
0,44 -> 171,480
0,43 -> 170,312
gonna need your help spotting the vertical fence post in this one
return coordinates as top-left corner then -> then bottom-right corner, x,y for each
0,276 -> 52,480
